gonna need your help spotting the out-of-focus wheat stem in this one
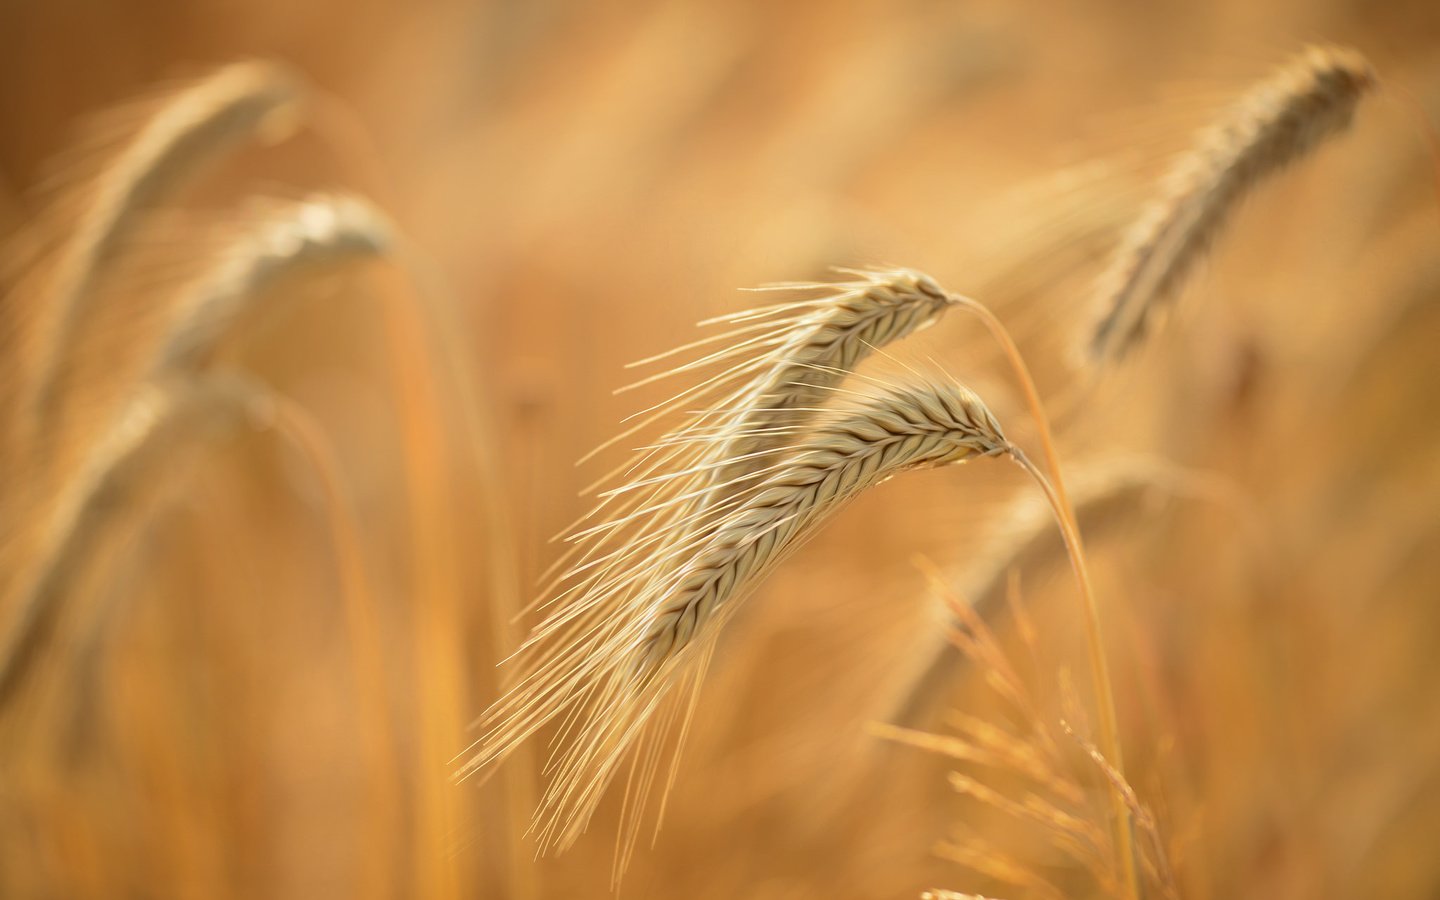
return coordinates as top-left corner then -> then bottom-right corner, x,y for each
264,396 -> 399,900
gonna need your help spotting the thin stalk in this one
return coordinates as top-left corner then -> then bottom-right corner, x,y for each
955,296 -> 1140,900
266,397 -> 399,900
1012,450 -> 1138,899
376,268 -> 466,900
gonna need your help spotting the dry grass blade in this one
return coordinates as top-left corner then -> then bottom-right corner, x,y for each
0,376 -> 267,710
459,378 -> 1011,876
1086,45 -> 1376,363
23,61 -> 305,433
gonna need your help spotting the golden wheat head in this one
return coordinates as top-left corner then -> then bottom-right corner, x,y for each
25,61 -> 305,434
1086,44 -> 1375,364
460,378 -> 1010,880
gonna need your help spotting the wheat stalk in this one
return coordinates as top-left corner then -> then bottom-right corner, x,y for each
1086,45 -> 1375,364
24,61 -> 304,434
459,378 -> 1011,876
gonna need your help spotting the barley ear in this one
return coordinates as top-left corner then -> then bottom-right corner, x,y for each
1086,45 -> 1375,365
25,61 -> 305,436
0,376 -> 268,711
460,378 -> 1012,881
151,193 -> 392,375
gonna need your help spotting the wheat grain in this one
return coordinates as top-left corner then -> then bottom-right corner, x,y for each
1086,45 -> 1375,363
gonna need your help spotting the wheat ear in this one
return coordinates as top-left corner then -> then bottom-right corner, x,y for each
700,268 -> 955,487
0,377 -> 265,709
0,194 -> 388,706
151,193 -> 391,373
1086,45 -> 1375,363
459,379 -> 1010,873
530,268 -> 958,624
25,61 -> 304,430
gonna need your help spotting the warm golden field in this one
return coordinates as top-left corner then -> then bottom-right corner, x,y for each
1,1 -> 1437,898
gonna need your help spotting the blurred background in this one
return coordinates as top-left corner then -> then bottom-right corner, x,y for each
0,0 -> 1437,897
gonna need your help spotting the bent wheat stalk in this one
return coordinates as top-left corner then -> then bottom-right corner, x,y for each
1086,44 -> 1375,363
0,193 -> 387,715
459,379 -> 1011,877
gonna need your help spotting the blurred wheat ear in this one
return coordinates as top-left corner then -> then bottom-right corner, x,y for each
888,460 -> 1163,732
888,456 -> 1255,732
0,193 -> 391,710
0,375 -> 267,711
1085,44 -> 1376,364
16,61 -> 305,452
151,193 -> 391,374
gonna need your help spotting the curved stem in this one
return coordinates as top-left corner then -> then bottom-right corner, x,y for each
266,398 -> 400,900
956,296 -> 1140,900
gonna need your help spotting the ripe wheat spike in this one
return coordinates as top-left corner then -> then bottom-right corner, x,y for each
1086,45 -> 1375,363
24,61 -> 304,434
459,377 -> 1011,881
534,268 -> 958,627
153,193 -> 391,373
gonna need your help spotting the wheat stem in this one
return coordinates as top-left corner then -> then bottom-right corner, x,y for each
1011,451 -> 1137,900
952,294 -> 1139,900
264,396 -> 399,900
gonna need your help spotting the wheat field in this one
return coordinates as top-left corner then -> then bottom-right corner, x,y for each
1,1 -> 1438,898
